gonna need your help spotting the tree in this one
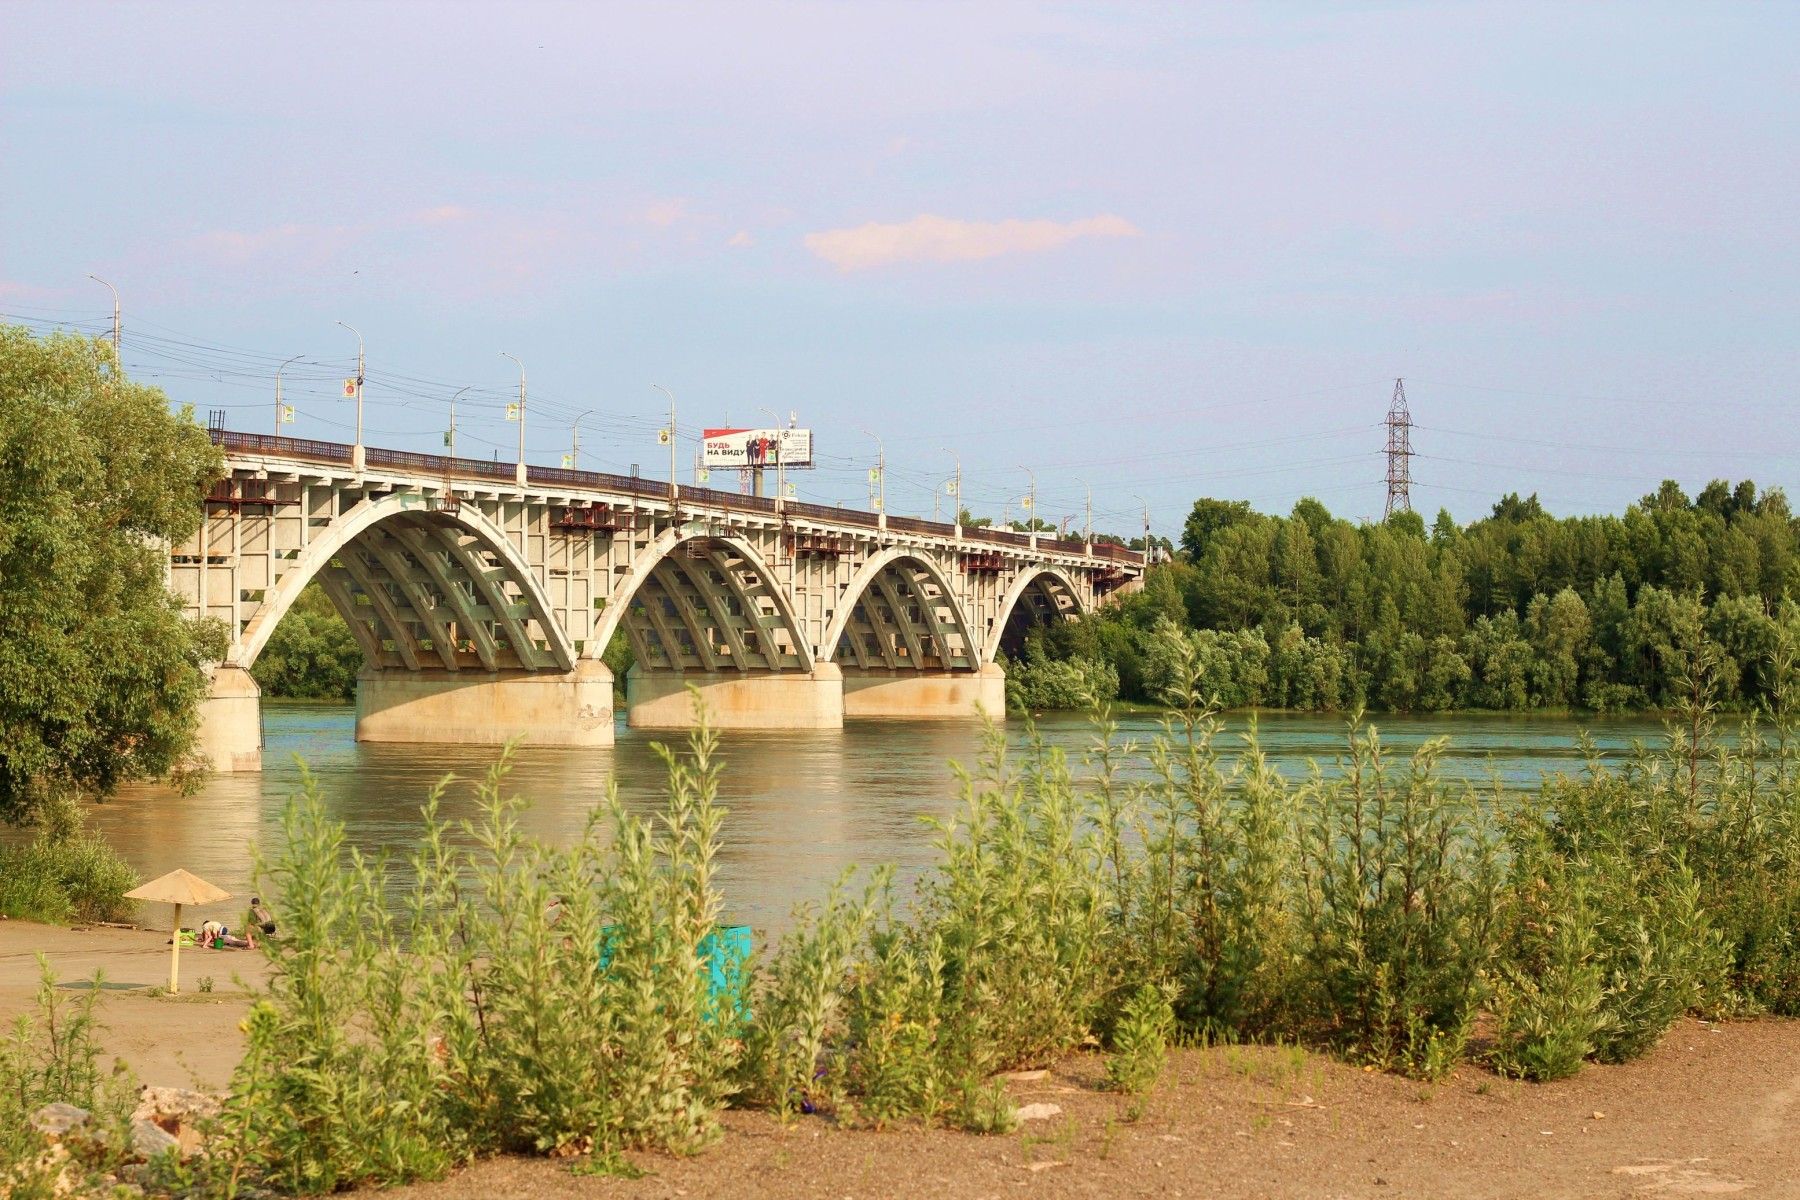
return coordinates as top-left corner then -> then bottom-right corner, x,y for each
0,327 -> 222,824
251,583 -> 363,700
1180,498 -> 1254,562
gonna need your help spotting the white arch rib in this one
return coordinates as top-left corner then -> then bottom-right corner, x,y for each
232,492 -> 576,672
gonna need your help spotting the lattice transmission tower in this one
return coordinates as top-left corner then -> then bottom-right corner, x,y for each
1383,377 -> 1413,519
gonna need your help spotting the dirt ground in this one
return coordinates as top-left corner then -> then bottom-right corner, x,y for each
5,919 -> 1797,1198
0,919 -> 268,1091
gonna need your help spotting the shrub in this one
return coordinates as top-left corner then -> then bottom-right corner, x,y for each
0,809 -> 138,925
1292,721 -> 1503,1079
221,707 -> 746,1192
0,958 -> 138,1197
1106,982 -> 1174,1094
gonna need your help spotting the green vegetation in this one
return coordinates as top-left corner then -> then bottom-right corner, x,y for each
1029,481 -> 1799,712
0,824 -> 138,924
6,641 -> 1800,1193
0,325 -> 223,825
250,583 -> 361,702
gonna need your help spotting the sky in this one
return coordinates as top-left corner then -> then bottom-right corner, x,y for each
2,1 -> 1796,539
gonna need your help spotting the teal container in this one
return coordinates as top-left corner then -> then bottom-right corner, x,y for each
597,923 -> 753,1022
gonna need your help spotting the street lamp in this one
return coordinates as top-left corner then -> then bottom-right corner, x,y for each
274,354 -> 303,435
859,428 -> 886,513
88,275 -> 120,362
501,352 -> 526,486
652,384 -> 677,498
1018,465 -> 1037,545
570,410 -> 594,471
336,321 -> 365,471
939,447 -> 962,526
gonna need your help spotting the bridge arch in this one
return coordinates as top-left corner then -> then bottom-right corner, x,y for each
820,547 -> 979,672
591,525 -> 814,674
234,492 -> 577,674
986,565 -> 1086,663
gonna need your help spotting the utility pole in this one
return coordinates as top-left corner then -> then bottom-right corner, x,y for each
445,385 -> 470,502
569,410 -> 594,471
1134,494 -> 1151,561
337,321 -> 365,471
860,428 -> 885,512
1018,465 -> 1037,548
88,275 -> 120,365
1084,483 -> 1093,549
500,353 -> 526,486
653,384 -> 677,501
274,354 -> 302,434
1384,377 -> 1413,519
939,448 -> 962,526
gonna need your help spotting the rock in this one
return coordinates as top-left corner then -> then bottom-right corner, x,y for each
133,1085 -> 223,1157
999,1069 -> 1050,1083
29,1102 -> 92,1139
132,1085 -> 221,1125
130,1119 -> 181,1161
1013,1102 -> 1063,1122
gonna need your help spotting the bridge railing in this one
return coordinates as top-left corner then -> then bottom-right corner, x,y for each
210,429 -> 354,465
210,430 -> 1146,566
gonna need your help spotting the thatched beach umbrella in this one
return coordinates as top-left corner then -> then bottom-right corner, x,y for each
125,869 -> 231,994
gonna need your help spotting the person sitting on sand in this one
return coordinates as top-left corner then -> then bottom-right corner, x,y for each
198,919 -> 255,950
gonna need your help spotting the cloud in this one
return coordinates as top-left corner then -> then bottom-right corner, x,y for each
727,229 -> 755,248
414,204 -> 473,225
639,198 -> 690,229
803,213 -> 1139,270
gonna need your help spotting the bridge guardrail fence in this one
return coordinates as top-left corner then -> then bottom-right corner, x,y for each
209,429 -> 1144,567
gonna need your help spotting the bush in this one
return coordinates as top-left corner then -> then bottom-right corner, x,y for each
0,818 -> 138,925
1105,982 -> 1174,1094
1292,722 -> 1503,1079
219,709 -> 746,1193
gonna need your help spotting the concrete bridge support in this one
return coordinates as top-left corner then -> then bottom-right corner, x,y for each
840,664 -> 1006,720
196,665 -> 263,773
625,663 -> 845,731
355,660 -> 616,747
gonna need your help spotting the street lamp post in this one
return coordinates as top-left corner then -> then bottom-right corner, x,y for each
336,321 -> 365,471
274,354 -> 302,435
88,275 -> 120,364
757,406 -> 786,507
859,428 -> 885,514
501,352 -> 526,486
1018,465 -> 1038,548
940,447 -> 962,529
652,384 -> 677,501
570,410 -> 594,471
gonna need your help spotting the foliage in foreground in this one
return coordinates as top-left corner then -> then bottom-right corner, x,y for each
0,324 -> 224,826
9,638 -> 1800,1193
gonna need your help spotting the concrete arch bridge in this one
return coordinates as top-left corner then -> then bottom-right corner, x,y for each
173,432 -> 1144,771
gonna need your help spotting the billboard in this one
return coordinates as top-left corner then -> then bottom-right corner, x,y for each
701,427 -> 813,468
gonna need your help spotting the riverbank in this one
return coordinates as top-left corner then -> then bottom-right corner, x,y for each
386,1021 -> 1800,1199
0,920 -> 266,1091
6,919 -> 1798,1198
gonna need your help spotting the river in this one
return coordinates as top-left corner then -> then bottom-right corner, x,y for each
79,705 -> 1685,932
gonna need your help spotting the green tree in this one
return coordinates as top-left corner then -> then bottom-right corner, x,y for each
0,327 -> 222,824
251,583 -> 364,700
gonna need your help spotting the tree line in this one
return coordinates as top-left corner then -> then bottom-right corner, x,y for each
1010,480 -> 1800,713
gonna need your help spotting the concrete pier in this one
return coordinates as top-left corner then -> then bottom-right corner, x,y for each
625,663 -> 846,730
355,660 -> 616,747
840,663 -> 1006,720
196,664 -> 263,773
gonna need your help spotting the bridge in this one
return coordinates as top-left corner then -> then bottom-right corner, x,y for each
172,430 -> 1145,771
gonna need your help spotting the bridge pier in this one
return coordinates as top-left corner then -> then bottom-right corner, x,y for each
840,664 -> 1007,720
625,663 -> 845,731
197,664 -> 263,773
355,661 -> 616,748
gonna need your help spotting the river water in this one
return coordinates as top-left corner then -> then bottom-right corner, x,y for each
81,705 -> 1683,932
